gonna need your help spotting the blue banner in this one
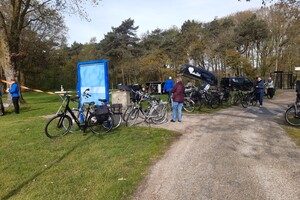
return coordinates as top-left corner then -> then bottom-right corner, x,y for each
77,60 -> 109,107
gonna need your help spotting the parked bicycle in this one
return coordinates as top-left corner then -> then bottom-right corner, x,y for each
122,89 -> 147,121
230,89 -> 250,108
240,90 -> 257,108
98,99 -> 123,129
44,90 -> 114,138
189,87 -> 219,110
166,93 -> 195,113
126,91 -> 168,126
285,93 -> 300,126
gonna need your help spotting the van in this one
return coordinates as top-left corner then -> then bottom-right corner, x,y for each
220,77 -> 254,91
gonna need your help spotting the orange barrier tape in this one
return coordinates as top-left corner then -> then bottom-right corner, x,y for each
0,79 -> 68,96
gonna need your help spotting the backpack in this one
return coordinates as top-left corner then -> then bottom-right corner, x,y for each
95,105 -> 109,124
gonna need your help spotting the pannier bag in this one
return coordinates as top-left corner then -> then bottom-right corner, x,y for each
95,105 -> 109,124
111,104 -> 122,114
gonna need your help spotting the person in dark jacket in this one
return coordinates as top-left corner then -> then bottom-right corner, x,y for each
171,77 -> 185,122
256,77 -> 264,107
7,79 -> 20,114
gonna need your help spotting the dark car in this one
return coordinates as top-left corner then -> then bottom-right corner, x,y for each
220,77 -> 254,91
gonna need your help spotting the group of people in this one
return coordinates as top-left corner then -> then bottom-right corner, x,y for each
163,76 -> 185,123
0,79 -> 20,115
255,76 -> 275,107
163,76 -> 275,122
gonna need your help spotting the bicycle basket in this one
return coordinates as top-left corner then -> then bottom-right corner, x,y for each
95,105 -> 109,124
111,104 -> 122,114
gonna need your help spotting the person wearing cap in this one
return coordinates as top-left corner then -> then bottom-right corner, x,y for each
163,76 -> 174,102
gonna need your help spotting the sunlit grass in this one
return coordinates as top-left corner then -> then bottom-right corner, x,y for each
0,92 -> 179,200
282,125 -> 300,146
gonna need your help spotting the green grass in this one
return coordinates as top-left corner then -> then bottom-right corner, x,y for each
0,92 -> 180,200
282,125 -> 300,146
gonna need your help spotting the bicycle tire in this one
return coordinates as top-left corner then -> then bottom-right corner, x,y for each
122,104 -> 133,121
241,95 -> 249,108
88,113 -> 114,135
112,113 -> 122,129
45,114 -> 72,139
285,105 -> 300,126
151,104 -> 168,124
210,97 -> 219,109
183,98 -> 195,112
126,108 -> 139,126
251,97 -> 257,106
231,93 -> 240,105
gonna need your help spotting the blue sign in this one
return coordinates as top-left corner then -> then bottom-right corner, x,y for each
77,60 -> 109,107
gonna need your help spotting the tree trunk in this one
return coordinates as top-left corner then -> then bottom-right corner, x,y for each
0,35 -> 15,83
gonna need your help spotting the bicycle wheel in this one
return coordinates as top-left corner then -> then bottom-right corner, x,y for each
88,113 -> 114,135
210,97 -> 219,109
45,114 -> 72,139
151,103 -> 168,124
122,104 -> 133,121
241,95 -> 249,108
251,96 -> 257,106
285,105 -> 300,126
112,113 -> 122,129
230,93 -> 239,105
126,108 -> 139,126
183,98 -> 195,112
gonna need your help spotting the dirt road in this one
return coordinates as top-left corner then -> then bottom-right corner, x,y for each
133,90 -> 300,200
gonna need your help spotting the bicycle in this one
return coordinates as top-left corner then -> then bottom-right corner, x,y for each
122,89 -> 147,121
285,93 -> 300,126
126,92 -> 168,126
44,91 -> 114,138
98,99 -> 123,129
190,88 -> 219,110
230,89 -> 250,108
240,90 -> 257,108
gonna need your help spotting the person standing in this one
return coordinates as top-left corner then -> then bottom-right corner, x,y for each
7,79 -> 20,114
255,77 -> 264,107
171,77 -> 185,122
0,83 -> 4,115
163,76 -> 174,102
266,77 -> 275,99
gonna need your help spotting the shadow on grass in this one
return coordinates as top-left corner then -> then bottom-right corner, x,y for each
1,134 -> 96,200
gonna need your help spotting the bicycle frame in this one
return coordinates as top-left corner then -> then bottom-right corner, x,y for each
60,95 -> 93,130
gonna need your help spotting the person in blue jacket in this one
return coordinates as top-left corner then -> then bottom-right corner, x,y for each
8,79 -> 20,114
255,77 -> 264,107
163,76 -> 174,101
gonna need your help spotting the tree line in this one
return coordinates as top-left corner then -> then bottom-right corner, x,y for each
0,1 -> 299,91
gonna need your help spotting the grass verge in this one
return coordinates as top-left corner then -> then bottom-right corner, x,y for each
0,92 -> 180,200
282,125 -> 300,146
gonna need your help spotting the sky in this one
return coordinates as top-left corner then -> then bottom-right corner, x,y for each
64,0 -> 265,45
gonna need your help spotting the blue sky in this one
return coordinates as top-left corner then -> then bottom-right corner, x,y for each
64,0 -> 265,45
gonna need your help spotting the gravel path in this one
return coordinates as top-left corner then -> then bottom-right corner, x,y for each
132,90 -> 300,200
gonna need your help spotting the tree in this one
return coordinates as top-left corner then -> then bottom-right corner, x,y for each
99,18 -> 140,86
234,14 -> 269,73
240,0 -> 300,6
0,0 -> 100,85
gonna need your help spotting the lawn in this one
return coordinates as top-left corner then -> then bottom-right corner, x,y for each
1,90 -> 298,200
0,92 -> 180,200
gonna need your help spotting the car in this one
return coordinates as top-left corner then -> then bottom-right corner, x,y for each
220,77 -> 254,91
